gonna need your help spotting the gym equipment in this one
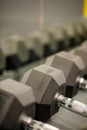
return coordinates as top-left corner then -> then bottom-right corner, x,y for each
46,51 -> 86,97
64,24 -> 80,47
74,23 -> 86,43
0,79 -> 35,129
35,31 -> 57,56
21,64 -> 66,121
47,89 -> 87,130
69,41 -> 87,89
79,19 -> 87,38
26,31 -> 57,59
24,33 -> 40,62
0,79 -> 59,130
0,35 -> 29,70
55,94 -> 87,117
21,64 -> 87,122
49,27 -> 69,50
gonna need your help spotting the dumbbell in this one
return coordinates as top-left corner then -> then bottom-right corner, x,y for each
21,64 -> 87,122
11,35 -> 29,66
0,36 -> 21,70
79,19 -> 87,37
0,48 -> 6,74
69,41 -> 87,87
24,33 -> 40,62
26,31 -> 56,58
0,79 -> 59,130
64,24 -> 81,47
45,51 -> 86,97
74,22 -> 87,43
78,22 -> 87,39
49,27 -> 69,51
0,35 -> 29,70
21,64 -> 66,121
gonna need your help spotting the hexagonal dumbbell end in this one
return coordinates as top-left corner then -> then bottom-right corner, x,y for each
25,33 -> 41,61
21,64 -> 66,121
0,79 -> 35,129
49,27 -> 68,51
73,45 -> 87,73
0,35 -> 29,70
37,31 -> 55,57
7,35 -> 29,66
69,41 -> 87,90
17,40 -> 29,65
64,24 -> 79,47
46,51 -> 85,97
0,79 -> 61,130
74,22 -> 87,42
33,31 -> 55,57
7,35 -> 29,65
0,36 -> 21,70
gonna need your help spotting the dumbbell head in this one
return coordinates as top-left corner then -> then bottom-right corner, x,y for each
74,22 -> 86,42
25,33 -> 41,61
26,31 -> 50,59
64,24 -> 79,47
21,64 -> 66,121
33,31 -> 56,57
70,42 -> 87,74
0,79 -> 35,129
79,18 -> 87,34
50,27 -> 68,50
46,51 -> 85,97
0,37 -> 21,70
0,35 -> 29,70
16,39 -> 29,65
7,35 -> 29,65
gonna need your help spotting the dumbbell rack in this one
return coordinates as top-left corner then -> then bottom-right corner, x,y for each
0,19 -> 87,130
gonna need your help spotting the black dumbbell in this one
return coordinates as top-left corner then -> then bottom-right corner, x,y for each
26,31 -> 56,58
46,51 -> 85,97
0,79 -> 59,130
49,27 -> 69,51
64,24 -> 80,47
21,64 -> 66,121
69,41 -> 87,89
0,35 -> 29,70
25,33 -> 40,62
74,22 -> 87,42
21,64 -> 87,122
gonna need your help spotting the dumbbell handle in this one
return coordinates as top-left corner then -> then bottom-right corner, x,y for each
57,94 -> 87,117
20,114 -> 60,130
77,77 -> 87,89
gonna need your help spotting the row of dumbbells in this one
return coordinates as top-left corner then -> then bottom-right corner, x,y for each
0,40 -> 87,130
0,19 -> 87,74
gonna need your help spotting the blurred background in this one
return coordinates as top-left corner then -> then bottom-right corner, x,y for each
0,0 -> 87,79
0,0 -> 83,38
